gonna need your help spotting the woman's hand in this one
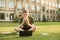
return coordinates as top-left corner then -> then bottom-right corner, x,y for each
19,18 -> 25,27
25,18 -> 30,25
23,12 -> 30,25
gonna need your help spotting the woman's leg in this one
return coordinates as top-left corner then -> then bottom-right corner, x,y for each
15,27 -> 24,32
28,25 -> 36,32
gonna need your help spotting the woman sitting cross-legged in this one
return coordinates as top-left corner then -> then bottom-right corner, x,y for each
15,9 -> 36,33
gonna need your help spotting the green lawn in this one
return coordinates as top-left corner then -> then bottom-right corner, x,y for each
0,22 -> 60,27
0,22 -> 60,40
0,33 -> 60,40
0,22 -> 18,27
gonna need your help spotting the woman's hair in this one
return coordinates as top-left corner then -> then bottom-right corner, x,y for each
23,10 -> 27,13
23,9 -> 29,16
19,15 -> 21,17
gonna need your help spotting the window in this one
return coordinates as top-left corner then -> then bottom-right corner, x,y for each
41,0 -> 44,3
50,16 -> 52,18
9,13 -> 14,20
49,2 -> 52,6
46,1 -> 48,4
47,16 -> 49,19
25,4 -> 29,9
58,4 -> 60,8
36,6 -> 40,11
55,3 -> 57,7
52,2 -> 55,7
42,7 -> 45,12
31,5 -> 35,10
0,0 -> 5,7
36,0 -> 40,3
50,10 -> 52,13
17,3 -> 22,9
0,13 -> 5,19
9,2 -> 14,8
47,10 -> 49,13
31,0 -> 35,1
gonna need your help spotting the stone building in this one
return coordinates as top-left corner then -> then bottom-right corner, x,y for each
0,0 -> 60,22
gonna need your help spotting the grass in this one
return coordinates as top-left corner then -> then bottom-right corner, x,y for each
0,22 -> 60,33
0,22 -> 18,27
0,22 -> 60,40
35,22 -> 60,26
0,25 -> 60,33
0,22 -> 60,27
0,33 -> 60,40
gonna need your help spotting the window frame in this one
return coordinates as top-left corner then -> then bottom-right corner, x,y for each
9,2 -> 14,8
17,3 -> 22,9
0,0 -> 5,8
31,5 -> 35,10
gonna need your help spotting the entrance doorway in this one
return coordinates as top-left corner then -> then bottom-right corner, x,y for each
0,13 -> 5,19
9,13 -> 14,20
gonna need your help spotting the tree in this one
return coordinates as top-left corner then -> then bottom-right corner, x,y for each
42,15 -> 47,22
13,16 -> 18,23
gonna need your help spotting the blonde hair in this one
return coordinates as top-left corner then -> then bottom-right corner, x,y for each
23,9 -> 29,16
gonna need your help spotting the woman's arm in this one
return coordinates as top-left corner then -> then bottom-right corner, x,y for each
19,18 -> 25,27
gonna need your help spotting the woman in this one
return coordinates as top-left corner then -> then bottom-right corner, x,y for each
15,9 -> 36,32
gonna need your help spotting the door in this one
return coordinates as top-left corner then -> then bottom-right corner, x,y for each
10,14 -> 14,20
0,13 -> 5,19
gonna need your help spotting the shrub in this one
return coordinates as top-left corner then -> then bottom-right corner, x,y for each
42,15 -> 48,22
13,16 -> 18,23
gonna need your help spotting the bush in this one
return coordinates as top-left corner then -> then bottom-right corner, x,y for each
42,15 -> 48,22
13,16 -> 18,23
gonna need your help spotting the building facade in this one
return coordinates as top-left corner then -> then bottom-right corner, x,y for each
0,0 -> 60,22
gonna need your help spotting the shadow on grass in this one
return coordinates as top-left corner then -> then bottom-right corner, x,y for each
0,33 -> 60,40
